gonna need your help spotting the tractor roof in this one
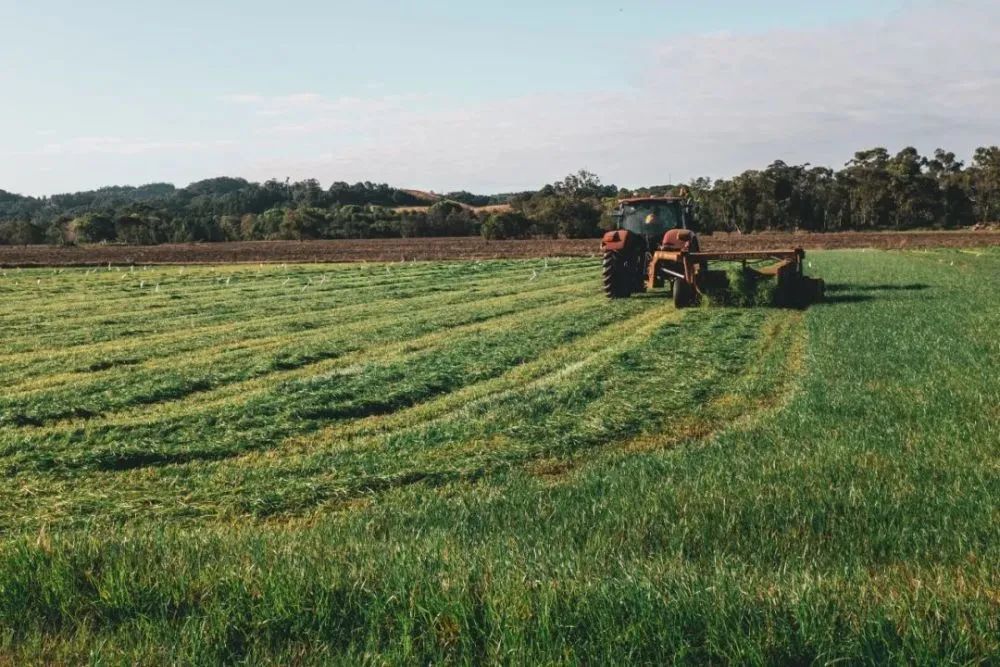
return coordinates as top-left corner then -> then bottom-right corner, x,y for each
617,196 -> 686,205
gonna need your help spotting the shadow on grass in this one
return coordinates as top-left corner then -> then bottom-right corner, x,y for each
632,286 -> 834,309
820,282 -> 930,305
607,280 -> 924,307
825,283 -> 930,293
632,290 -> 673,301
821,293 -> 876,305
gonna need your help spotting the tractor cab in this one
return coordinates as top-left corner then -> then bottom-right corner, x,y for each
612,197 -> 691,249
601,195 -> 698,299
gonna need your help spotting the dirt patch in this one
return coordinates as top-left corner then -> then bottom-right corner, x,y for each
1,230 -> 998,267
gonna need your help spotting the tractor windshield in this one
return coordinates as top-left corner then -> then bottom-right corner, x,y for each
620,202 -> 682,237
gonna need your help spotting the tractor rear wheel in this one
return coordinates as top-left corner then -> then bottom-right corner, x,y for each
633,252 -> 650,293
672,277 -> 695,308
602,250 -> 634,299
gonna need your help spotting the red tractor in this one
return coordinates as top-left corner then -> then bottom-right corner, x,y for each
600,196 -> 823,307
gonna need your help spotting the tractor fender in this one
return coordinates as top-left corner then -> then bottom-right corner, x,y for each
661,228 -> 699,252
601,229 -> 633,252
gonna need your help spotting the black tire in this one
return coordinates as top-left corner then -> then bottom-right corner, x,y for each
672,277 -> 694,308
633,252 -> 650,293
602,250 -> 633,299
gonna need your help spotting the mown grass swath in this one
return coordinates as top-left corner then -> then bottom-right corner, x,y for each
0,250 -> 996,664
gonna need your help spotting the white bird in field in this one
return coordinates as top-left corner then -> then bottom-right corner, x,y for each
529,269 -> 538,282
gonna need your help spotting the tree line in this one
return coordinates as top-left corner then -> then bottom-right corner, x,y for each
686,146 -> 1000,233
0,145 -> 998,245
0,178 -> 482,245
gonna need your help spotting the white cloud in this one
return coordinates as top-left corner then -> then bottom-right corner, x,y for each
221,92 -> 336,111
218,93 -> 264,104
229,2 -> 1000,190
36,137 -> 234,157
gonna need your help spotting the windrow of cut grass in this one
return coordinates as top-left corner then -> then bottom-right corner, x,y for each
0,260 -> 592,372
0,280 -> 596,414
0,249 -> 996,663
2,296 -> 622,472
1,305 -> 802,527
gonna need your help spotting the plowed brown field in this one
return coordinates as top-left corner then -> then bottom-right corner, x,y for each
1,230 -> 998,266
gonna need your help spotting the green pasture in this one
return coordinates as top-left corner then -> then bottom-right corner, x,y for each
0,249 -> 996,664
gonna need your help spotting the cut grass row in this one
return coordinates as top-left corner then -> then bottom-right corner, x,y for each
1,296 -> 624,470
0,256 -> 798,529
0,259 -> 592,362
1,279 -> 593,407
1,261 -> 584,370
2,306 -> 801,527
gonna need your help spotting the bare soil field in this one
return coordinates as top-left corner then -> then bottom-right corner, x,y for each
1,230 -> 998,266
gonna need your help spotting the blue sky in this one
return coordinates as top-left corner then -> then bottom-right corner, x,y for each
2,0 -> 997,195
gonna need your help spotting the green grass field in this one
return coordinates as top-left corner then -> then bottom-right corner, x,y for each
0,249 -> 997,664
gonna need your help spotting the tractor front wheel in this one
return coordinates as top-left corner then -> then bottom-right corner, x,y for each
602,250 -> 634,299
